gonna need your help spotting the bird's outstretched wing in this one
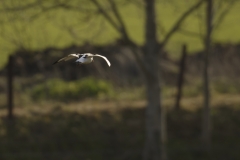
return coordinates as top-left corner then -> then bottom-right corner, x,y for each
53,54 -> 81,65
93,54 -> 111,67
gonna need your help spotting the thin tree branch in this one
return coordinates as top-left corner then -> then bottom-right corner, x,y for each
0,0 -> 43,12
178,28 -> 204,39
162,0 -> 204,47
28,4 -> 72,21
107,0 -> 129,39
28,3 -> 98,22
89,0 -> 149,74
213,1 -> 236,31
90,0 -> 121,33
1,0 -> 96,21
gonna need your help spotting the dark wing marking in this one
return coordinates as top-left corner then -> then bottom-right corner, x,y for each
53,54 -> 81,65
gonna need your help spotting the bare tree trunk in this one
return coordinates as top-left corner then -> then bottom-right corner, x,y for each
143,0 -> 167,160
143,45 -> 167,160
7,55 -> 14,120
202,0 -> 212,151
144,71 -> 166,160
175,44 -> 187,111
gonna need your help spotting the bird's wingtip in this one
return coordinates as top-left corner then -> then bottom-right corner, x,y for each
52,61 -> 58,65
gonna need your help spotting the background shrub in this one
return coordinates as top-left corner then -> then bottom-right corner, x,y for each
31,77 -> 113,101
213,80 -> 240,94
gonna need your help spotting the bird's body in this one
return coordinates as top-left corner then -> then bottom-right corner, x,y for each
75,54 -> 93,64
53,53 -> 111,67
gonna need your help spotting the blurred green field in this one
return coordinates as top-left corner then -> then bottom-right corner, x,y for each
1,81 -> 240,159
0,0 -> 240,67
0,74 -> 240,159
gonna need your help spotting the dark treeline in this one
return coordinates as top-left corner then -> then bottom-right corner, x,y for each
1,42 -> 240,86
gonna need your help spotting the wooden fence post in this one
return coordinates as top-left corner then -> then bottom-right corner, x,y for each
7,55 -> 14,119
175,44 -> 187,111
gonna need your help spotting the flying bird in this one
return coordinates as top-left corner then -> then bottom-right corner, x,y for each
53,53 -> 111,67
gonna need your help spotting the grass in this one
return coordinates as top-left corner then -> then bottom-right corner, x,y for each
0,73 -> 240,159
1,74 -> 240,159
1,91 -> 240,160
0,1 -> 240,67
30,77 -> 113,101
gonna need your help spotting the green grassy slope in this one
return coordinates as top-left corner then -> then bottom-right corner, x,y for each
1,94 -> 240,160
0,1 -> 239,67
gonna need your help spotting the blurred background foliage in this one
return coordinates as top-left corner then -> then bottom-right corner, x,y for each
0,0 -> 240,159
0,0 -> 239,67
31,77 -> 113,101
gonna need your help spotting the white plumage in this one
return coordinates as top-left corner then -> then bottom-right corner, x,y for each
53,53 -> 111,67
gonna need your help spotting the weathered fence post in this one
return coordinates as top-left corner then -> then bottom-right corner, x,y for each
7,55 -> 14,119
175,44 -> 187,111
